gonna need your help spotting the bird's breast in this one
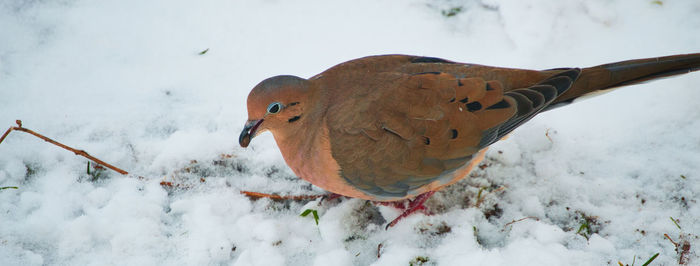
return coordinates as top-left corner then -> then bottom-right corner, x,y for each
273,122 -> 376,200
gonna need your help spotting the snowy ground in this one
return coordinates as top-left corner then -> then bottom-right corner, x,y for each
1,0 -> 699,265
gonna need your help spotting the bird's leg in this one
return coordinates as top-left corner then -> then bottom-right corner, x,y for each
385,191 -> 436,229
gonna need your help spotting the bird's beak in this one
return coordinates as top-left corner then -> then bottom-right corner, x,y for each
239,119 -> 263,148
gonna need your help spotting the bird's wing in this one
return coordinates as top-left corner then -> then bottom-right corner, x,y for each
325,60 -> 580,199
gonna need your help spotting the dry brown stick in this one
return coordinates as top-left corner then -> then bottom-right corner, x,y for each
240,190 -> 324,201
3,120 -> 326,199
503,216 -> 540,230
0,120 -> 129,175
665,233 -> 679,247
0,128 -> 12,144
545,128 -> 554,143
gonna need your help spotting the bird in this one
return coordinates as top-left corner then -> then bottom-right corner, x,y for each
238,53 -> 700,228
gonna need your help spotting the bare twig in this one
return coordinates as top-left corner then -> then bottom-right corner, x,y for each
503,216 -> 540,229
545,128 -> 554,143
665,233 -> 679,247
0,127 -> 14,144
240,190 -> 324,201
160,183 -> 326,201
0,120 -> 128,175
2,120 -> 331,202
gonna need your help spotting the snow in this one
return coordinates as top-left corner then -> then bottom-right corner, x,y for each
1,0 -> 699,265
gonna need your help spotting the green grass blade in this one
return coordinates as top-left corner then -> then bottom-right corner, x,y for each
641,253 -> 659,266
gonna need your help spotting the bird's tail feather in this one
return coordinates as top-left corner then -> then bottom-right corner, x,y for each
551,53 -> 700,106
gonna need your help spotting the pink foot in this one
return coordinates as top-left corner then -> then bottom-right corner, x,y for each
385,191 -> 436,229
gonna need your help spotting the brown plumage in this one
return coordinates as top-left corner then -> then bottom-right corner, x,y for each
239,53 -> 700,205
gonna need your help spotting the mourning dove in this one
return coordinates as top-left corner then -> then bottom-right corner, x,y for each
239,54 -> 700,227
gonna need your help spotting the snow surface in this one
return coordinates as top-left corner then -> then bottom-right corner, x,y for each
1,0 -> 699,265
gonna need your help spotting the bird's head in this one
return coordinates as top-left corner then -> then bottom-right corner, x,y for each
239,75 -> 310,147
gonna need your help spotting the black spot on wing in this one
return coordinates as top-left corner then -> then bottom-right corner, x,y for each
466,101 -> 482,111
288,116 -> 301,122
451,129 -> 458,139
410,57 -> 454,64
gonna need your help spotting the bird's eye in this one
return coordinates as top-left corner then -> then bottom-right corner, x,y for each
266,102 -> 283,114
